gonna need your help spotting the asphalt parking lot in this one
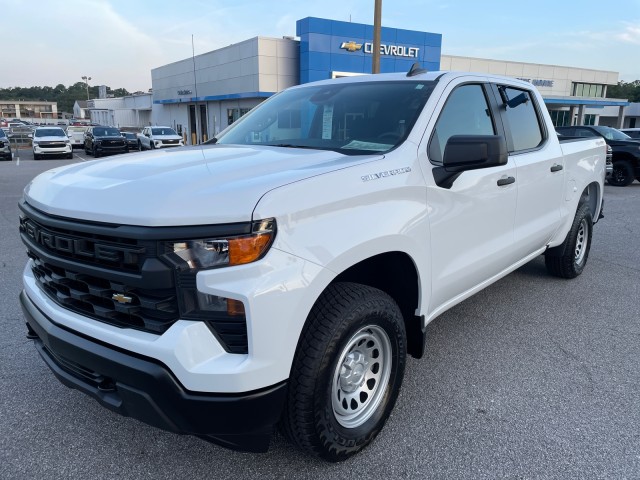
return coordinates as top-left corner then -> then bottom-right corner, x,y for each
1,153 -> 639,479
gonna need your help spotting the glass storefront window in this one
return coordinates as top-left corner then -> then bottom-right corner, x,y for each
572,82 -> 605,98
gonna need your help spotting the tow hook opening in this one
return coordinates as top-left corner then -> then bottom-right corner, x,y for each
98,378 -> 117,392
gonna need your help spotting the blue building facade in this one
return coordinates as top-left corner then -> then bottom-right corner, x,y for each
296,17 -> 442,84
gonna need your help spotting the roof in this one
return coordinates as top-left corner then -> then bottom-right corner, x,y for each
75,100 -> 88,108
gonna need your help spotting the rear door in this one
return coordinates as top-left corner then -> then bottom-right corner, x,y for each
490,84 -> 564,259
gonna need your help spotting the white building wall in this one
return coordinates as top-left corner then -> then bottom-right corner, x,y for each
440,55 -> 618,97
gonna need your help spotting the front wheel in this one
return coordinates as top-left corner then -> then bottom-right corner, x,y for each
281,282 -> 406,462
545,202 -> 593,279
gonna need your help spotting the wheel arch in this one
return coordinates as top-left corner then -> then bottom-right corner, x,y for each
581,181 -> 601,222
329,251 -> 425,359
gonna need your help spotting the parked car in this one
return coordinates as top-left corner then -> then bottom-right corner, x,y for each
84,126 -> 128,157
556,125 -> 640,186
137,126 -> 184,150
620,128 -> 640,139
121,132 -> 140,150
0,128 -> 12,160
66,125 -> 88,149
32,126 -> 73,160
19,71 -> 606,461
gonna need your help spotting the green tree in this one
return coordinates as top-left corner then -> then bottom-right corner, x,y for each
606,80 -> 640,102
0,83 -> 131,117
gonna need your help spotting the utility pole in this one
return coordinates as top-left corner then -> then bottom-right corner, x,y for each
372,0 -> 382,74
81,76 -> 91,100
192,34 -> 200,145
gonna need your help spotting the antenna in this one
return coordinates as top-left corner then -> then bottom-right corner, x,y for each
406,62 -> 427,77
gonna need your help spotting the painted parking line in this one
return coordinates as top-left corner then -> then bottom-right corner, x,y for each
74,152 -> 88,162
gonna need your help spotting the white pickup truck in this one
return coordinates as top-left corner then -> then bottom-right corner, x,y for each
19,70 -> 605,461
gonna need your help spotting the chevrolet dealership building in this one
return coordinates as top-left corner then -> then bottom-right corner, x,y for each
149,16 -> 633,144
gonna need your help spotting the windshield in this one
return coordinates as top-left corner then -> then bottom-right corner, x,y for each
152,128 -> 177,136
216,80 -> 436,154
592,126 -> 632,141
93,127 -> 121,136
35,128 -> 65,137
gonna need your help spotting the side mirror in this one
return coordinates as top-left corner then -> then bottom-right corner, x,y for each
433,135 -> 508,188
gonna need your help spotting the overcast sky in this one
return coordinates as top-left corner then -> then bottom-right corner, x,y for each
3,0 -> 639,92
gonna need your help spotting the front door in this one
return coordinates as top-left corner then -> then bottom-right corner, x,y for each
426,82 -> 518,312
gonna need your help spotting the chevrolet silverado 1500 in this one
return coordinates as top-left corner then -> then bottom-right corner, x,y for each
19,69 -> 606,461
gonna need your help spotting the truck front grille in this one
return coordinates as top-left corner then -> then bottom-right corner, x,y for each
19,200 -> 252,353
30,254 -> 178,334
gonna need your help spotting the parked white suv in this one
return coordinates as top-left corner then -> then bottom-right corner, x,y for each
32,127 -> 73,159
137,126 -> 184,150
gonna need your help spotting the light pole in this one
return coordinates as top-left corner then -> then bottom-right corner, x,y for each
372,0 -> 382,74
81,76 -> 92,100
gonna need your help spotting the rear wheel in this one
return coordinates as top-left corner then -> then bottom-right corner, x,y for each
608,160 -> 634,186
138,140 -> 143,150
281,282 -> 406,462
545,202 -> 592,279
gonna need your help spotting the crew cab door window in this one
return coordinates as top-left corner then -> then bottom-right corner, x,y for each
498,86 -> 544,152
428,84 -> 495,164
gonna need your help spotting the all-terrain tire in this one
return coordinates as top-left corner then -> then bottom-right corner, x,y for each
545,202 -> 592,278
281,282 -> 406,462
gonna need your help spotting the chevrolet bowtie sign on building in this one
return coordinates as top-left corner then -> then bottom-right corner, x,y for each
341,41 -> 420,59
297,17 -> 442,84
340,41 -> 363,52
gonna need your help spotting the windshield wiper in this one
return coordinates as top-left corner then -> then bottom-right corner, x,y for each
268,143 -> 318,149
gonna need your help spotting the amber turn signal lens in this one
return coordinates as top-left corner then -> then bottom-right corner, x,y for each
226,298 -> 246,316
228,233 -> 272,266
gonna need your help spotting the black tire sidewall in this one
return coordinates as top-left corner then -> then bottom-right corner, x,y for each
314,311 -> 406,449
609,160 -> 633,186
566,203 -> 593,276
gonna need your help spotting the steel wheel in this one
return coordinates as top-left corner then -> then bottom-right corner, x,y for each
574,218 -> 588,266
331,325 -> 392,428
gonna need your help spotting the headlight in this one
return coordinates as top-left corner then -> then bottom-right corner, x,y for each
32,140 -> 39,146
162,218 -> 276,270
159,219 -> 276,355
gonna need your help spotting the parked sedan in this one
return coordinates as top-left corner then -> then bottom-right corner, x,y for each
84,126 -> 128,157
121,132 -> 140,150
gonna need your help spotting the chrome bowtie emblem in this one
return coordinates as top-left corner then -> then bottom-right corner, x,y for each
112,293 -> 133,304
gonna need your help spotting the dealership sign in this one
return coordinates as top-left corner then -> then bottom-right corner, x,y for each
340,41 -> 420,58
517,78 -> 554,87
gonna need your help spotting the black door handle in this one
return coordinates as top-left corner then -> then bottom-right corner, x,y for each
497,176 -> 515,186
550,164 -> 563,172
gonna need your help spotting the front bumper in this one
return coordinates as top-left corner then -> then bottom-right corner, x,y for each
33,144 -> 72,155
20,290 -> 287,452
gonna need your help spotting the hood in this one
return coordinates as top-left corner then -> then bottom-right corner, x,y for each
609,139 -> 640,147
34,135 -> 67,142
24,145 -> 380,226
